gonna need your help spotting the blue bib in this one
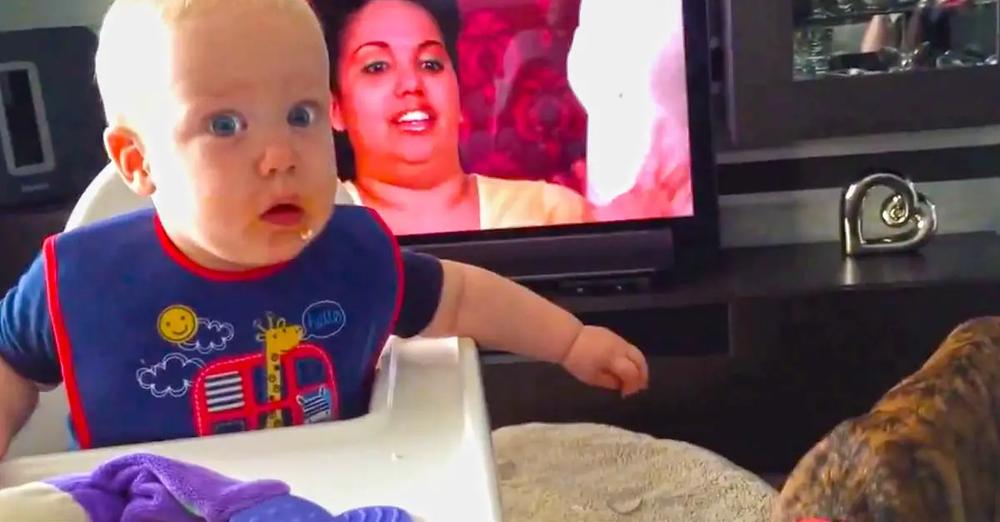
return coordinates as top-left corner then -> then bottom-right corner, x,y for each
42,206 -> 401,449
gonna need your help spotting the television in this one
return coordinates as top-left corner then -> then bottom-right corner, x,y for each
315,0 -> 718,286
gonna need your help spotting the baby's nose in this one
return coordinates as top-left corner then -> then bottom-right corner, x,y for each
259,144 -> 297,176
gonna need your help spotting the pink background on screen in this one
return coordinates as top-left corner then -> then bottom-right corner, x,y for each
455,0 -> 693,220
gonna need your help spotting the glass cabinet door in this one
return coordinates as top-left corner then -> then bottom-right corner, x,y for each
723,0 -> 1000,147
794,0 -> 998,80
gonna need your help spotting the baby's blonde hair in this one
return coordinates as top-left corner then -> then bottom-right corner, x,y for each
95,0 -> 320,127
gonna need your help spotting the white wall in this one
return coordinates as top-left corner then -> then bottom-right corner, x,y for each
0,0 -> 112,31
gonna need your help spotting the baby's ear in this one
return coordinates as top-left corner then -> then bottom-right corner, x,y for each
104,126 -> 155,197
329,98 -> 345,132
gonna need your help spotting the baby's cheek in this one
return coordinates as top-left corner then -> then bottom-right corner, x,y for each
195,198 -> 252,250
307,175 -> 339,211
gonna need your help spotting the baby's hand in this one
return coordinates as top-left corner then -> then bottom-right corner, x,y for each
560,326 -> 649,396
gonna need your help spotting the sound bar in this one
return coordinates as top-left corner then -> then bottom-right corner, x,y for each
406,227 -> 674,283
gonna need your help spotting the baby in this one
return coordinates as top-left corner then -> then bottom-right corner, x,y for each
0,0 -> 648,455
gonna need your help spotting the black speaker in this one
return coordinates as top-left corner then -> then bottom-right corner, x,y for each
0,27 -> 106,209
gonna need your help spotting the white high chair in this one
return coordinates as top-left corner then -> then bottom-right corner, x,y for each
0,165 -> 504,522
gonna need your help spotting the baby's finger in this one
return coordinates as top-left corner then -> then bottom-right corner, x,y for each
625,345 -> 649,389
611,357 -> 643,396
588,371 -> 621,392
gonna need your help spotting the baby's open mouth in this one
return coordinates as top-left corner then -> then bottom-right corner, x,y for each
261,203 -> 305,227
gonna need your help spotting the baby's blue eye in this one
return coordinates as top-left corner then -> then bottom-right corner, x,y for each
208,112 -> 246,137
287,104 -> 315,128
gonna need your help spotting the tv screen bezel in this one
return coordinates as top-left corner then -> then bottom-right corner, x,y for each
388,0 -> 719,252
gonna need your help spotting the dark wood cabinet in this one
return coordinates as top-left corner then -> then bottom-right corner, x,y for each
485,232 -> 1000,475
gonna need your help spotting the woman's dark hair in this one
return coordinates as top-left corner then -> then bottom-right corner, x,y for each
312,0 -> 461,93
310,0 -> 462,180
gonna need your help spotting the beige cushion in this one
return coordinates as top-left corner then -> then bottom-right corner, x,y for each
493,423 -> 776,522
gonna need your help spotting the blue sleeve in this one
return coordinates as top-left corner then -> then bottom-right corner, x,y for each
0,254 -> 61,385
393,250 -> 443,338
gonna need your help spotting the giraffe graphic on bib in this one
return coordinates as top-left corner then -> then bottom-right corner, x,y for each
254,313 -> 304,428
188,306 -> 341,436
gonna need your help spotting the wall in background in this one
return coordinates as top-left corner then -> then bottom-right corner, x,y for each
0,0 -> 112,32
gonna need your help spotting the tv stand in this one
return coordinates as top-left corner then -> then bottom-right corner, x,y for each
482,232 -> 1000,478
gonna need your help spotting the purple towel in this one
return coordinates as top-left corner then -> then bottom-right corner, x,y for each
45,453 -> 289,522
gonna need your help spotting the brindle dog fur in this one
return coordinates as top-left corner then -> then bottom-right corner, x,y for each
774,317 -> 1000,522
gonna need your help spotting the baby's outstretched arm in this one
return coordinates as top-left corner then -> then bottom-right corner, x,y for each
0,355 -> 39,458
421,260 -> 649,396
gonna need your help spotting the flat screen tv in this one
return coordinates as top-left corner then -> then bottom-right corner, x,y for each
313,0 -> 718,284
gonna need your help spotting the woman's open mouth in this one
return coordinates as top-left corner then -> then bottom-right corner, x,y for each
261,203 -> 305,227
392,108 -> 437,133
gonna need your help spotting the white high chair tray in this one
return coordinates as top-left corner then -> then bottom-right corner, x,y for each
0,337 -> 503,522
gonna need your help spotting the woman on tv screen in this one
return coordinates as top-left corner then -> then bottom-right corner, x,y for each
317,0 -> 592,236
314,0 -> 692,236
